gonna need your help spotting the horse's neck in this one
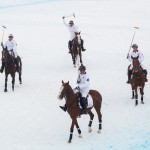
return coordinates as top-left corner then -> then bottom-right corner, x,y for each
66,87 -> 76,106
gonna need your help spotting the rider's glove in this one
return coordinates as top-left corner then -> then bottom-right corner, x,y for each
76,86 -> 80,90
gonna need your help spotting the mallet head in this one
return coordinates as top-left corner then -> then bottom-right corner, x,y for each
2,26 -> 6,29
134,27 -> 139,29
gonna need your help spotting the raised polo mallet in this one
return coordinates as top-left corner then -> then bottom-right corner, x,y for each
2,26 -> 6,43
127,27 -> 139,58
64,13 -> 75,18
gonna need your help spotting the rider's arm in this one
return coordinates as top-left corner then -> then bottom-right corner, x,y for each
63,17 -> 68,27
128,55 -> 132,62
138,51 -> 144,62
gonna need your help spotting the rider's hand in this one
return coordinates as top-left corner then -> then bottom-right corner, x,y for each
76,86 -> 80,90
62,16 -> 65,19
77,80 -> 80,84
1,42 -> 3,46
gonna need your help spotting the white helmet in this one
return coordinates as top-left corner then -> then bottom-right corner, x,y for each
8,34 -> 14,38
132,43 -> 138,48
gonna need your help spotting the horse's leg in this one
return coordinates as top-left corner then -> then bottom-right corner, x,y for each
140,86 -> 144,104
94,106 -> 102,133
135,87 -> 138,106
68,119 -> 75,143
131,84 -> 134,99
18,71 -> 22,84
88,110 -> 94,133
74,118 -> 82,138
79,50 -> 82,64
17,57 -> 22,84
72,54 -> 76,67
12,75 -> 15,91
4,74 -> 8,92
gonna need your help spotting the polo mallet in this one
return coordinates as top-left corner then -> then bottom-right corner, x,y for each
64,13 -> 75,18
127,27 -> 139,58
2,26 -> 6,43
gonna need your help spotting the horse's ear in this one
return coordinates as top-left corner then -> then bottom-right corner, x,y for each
62,80 -> 64,85
79,32 -> 81,34
67,81 -> 69,84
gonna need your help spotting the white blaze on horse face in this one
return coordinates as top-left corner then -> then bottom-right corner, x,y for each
77,34 -> 81,44
57,85 -> 64,100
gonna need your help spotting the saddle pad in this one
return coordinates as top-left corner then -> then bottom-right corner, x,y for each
87,95 -> 93,108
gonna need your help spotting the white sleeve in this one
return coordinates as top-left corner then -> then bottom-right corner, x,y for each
138,51 -> 144,62
128,53 -> 132,62
13,41 -> 17,52
63,19 -> 68,27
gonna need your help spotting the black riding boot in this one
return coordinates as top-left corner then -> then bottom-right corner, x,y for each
80,97 -> 88,114
127,70 -> 132,84
81,39 -> 86,51
14,58 -> 19,72
59,104 -> 67,112
68,41 -> 72,53
0,61 -> 5,73
143,69 -> 148,82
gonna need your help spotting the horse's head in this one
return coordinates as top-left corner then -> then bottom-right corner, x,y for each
132,56 -> 141,72
57,81 -> 71,100
74,32 -> 81,45
3,47 -> 15,66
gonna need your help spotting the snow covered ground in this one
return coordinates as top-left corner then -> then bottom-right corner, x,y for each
0,0 -> 150,150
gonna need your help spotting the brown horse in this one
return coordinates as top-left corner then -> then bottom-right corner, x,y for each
2,47 -> 22,92
71,32 -> 83,67
128,57 -> 145,105
57,81 -> 102,143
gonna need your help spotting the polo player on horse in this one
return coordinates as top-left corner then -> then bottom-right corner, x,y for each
62,16 -> 86,53
60,65 -> 90,114
0,34 -> 19,73
127,43 -> 148,84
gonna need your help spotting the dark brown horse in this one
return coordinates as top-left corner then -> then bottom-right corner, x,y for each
128,57 -> 145,105
71,32 -> 83,67
2,47 -> 22,92
57,81 -> 102,143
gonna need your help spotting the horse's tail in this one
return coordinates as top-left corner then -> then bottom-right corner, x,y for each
17,56 -> 22,73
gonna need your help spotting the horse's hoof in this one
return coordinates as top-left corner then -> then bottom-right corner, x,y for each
141,101 -> 144,104
97,130 -> 101,134
68,140 -> 72,143
4,89 -> 7,92
78,134 -> 82,138
88,127 -> 92,133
